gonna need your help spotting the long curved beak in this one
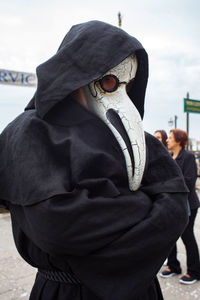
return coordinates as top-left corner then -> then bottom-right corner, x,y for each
104,97 -> 146,191
83,85 -> 146,191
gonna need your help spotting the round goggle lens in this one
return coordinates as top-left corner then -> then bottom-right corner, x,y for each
99,75 -> 119,93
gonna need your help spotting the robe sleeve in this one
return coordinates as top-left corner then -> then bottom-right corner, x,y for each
8,132 -> 189,300
10,183 -> 188,300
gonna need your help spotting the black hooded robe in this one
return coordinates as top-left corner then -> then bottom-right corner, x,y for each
0,21 -> 188,300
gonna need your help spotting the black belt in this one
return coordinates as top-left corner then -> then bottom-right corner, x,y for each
38,269 -> 81,285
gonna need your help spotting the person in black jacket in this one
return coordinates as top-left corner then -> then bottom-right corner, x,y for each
161,129 -> 200,284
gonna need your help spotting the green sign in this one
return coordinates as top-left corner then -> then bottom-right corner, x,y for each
184,98 -> 200,113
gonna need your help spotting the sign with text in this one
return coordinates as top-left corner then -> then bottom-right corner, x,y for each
0,69 -> 37,87
184,98 -> 200,114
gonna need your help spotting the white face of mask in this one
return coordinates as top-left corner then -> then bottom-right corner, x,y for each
83,55 -> 146,191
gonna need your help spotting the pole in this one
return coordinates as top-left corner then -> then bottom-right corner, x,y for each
118,12 -> 122,27
174,115 -> 178,128
186,92 -> 190,150
186,92 -> 189,136
186,113 -> 189,135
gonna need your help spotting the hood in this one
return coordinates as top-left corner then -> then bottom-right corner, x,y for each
25,20 -> 148,119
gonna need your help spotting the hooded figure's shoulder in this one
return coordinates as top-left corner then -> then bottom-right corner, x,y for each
1,109 -> 47,141
0,100 -> 128,206
0,109 -> 72,206
144,131 -> 172,166
0,109 -> 64,158
145,131 -> 165,147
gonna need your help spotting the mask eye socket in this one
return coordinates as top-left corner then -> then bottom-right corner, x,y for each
98,75 -> 119,93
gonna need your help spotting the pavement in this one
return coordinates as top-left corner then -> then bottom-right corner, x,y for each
1,182 -> 200,299
0,212 -> 36,299
159,210 -> 200,300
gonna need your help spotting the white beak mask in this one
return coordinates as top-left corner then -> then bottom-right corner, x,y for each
83,54 -> 146,191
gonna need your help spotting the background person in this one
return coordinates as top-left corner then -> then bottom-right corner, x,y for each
161,129 -> 200,284
154,130 -> 168,147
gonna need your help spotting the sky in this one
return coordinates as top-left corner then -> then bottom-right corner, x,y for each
1,0 -> 200,145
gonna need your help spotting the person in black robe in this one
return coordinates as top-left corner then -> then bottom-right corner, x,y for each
0,20 -> 189,300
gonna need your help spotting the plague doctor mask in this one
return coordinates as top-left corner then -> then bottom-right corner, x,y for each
83,54 -> 146,191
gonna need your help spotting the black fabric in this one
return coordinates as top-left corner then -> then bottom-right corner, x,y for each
0,20 -> 189,300
38,269 -> 81,284
1,103 -> 189,299
0,99 -> 188,206
25,20 -> 148,119
175,148 -> 200,209
0,99 -> 189,299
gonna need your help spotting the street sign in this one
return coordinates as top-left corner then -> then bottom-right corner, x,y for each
0,69 -> 37,87
184,98 -> 200,114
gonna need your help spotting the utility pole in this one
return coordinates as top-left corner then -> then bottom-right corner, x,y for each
186,92 -> 189,136
118,12 -> 122,27
174,115 -> 178,129
186,92 -> 190,150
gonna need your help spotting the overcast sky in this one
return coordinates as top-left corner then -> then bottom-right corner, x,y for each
1,0 -> 200,142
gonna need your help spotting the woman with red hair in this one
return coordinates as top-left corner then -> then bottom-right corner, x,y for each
161,129 -> 200,284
